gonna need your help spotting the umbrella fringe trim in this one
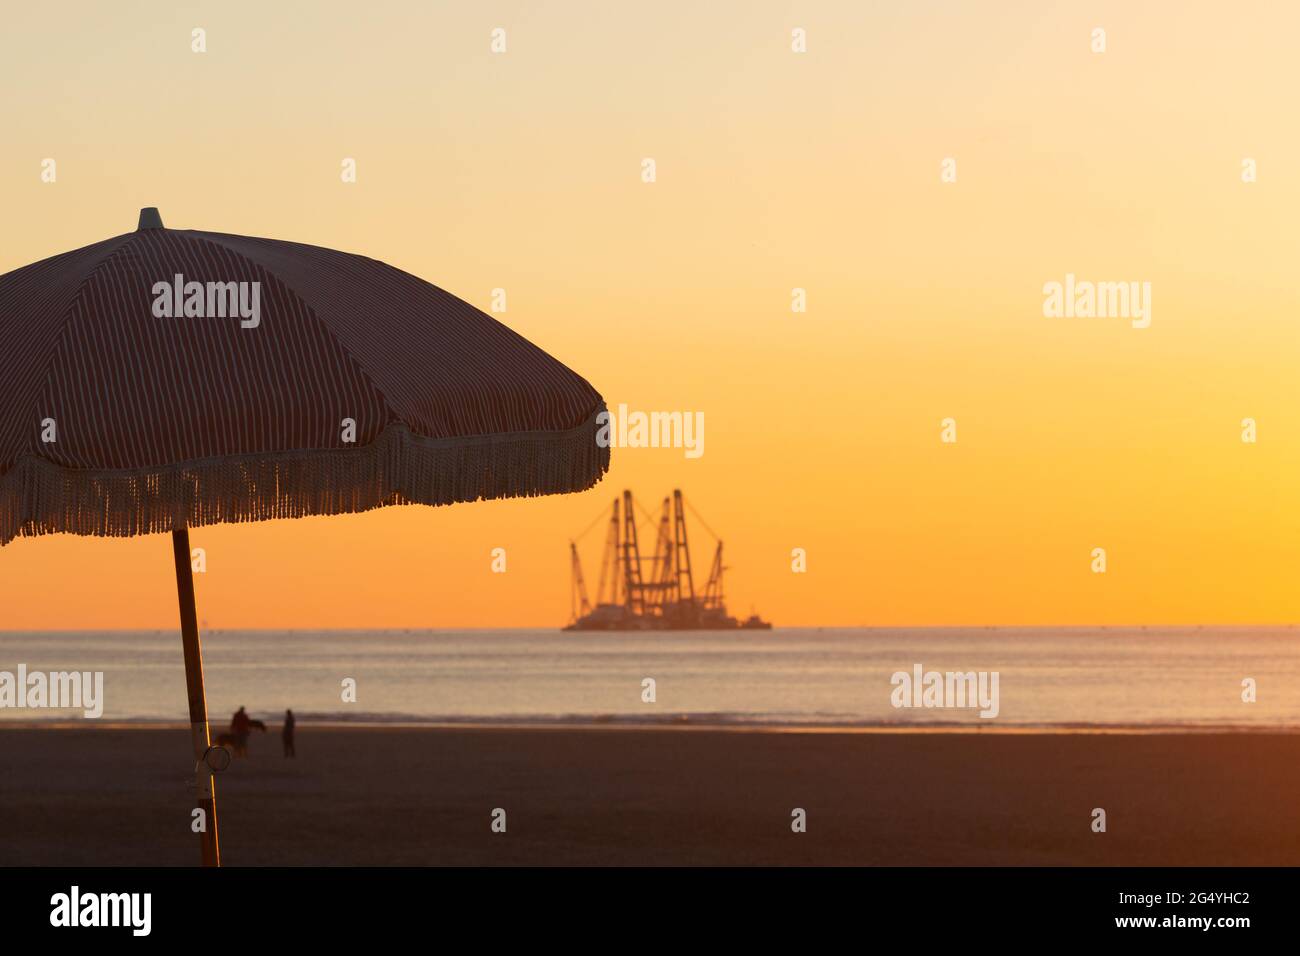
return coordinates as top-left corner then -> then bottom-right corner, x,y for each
0,408 -> 610,546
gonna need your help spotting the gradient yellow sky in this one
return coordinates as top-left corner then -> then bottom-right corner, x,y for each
2,1 -> 1299,628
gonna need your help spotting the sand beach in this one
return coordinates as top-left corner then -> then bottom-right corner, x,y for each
2,725 -> 1297,866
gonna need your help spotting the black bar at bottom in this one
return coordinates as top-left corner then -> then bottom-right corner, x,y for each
0,866 -> 1276,941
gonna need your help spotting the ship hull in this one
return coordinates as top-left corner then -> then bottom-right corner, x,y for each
563,608 -> 773,631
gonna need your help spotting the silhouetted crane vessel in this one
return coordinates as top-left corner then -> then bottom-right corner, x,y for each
564,490 -> 773,631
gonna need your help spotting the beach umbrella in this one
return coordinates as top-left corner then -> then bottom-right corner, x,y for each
0,208 -> 609,866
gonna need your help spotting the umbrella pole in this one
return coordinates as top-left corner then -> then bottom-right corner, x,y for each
171,527 -> 221,867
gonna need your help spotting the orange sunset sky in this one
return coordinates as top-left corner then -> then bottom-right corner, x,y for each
2,1 -> 1299,629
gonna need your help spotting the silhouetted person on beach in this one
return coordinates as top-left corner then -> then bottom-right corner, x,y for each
221,707 -> 267,756
231,706 -> 252,756
282,709 -> 296,758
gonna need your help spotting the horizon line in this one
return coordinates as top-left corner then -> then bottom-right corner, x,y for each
3,623 -> 1300,634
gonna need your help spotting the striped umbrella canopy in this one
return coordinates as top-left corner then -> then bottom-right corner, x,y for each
0,208 -> 609,865
1,208 -> 607,543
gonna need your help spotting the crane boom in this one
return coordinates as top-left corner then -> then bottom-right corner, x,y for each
570,541 -> 592,621
672,489 -> 696,604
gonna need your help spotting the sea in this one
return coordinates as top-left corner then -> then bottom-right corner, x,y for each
1,627 -> 1298,731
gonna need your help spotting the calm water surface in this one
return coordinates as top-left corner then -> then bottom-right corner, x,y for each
2,627 -> 1297,730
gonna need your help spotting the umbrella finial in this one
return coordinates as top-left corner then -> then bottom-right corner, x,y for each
137,207 -> 164,230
